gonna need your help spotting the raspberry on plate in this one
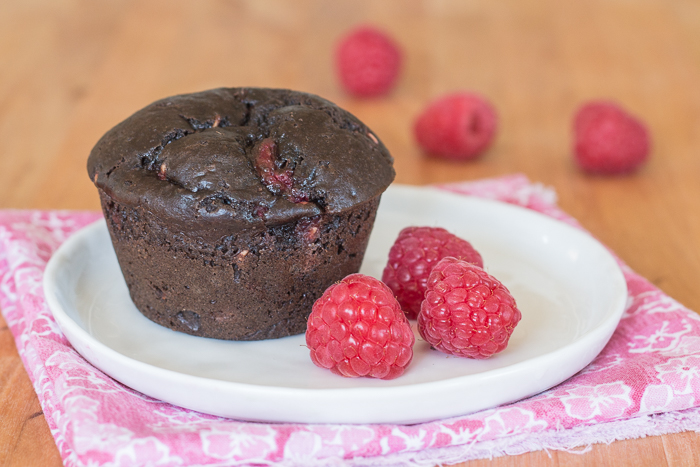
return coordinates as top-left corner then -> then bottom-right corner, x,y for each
573,101 -> 650,174
306,274 -> 415,380
382,227 -> 483,320
414,92 -> 498,160
335,25 -> 402,97
418,257 -> 521,359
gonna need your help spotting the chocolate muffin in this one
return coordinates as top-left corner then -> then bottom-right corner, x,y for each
87,88 -> 394,340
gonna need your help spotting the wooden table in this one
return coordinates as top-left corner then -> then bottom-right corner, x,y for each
2,0 -> 700,465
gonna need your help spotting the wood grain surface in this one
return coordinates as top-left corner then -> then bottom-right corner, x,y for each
2,0 -> 700,465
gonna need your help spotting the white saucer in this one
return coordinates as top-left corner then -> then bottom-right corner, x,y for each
43,184 -> 627,424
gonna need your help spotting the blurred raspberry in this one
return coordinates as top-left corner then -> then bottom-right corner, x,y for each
382,227 -> 483,320
573,101 -> 650,174
335,26 -> 402,97
414,92 -> 498,160
418,257 -> 521,359
306,274 -> 414,380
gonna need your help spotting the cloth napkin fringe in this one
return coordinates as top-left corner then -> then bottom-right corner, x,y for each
344,407 -> 700,467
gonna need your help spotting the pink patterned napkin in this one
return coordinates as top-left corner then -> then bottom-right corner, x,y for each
2,174 -> 700,467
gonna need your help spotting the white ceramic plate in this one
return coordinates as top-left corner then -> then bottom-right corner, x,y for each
44,185 -> 627,424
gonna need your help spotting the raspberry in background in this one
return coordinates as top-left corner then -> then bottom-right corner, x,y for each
418,257 -> 521,359
414,92 -> 498,160
335,26 -> 402,97
383,227 -> 483,320
573,101 -> 650,174
306,274 -> 415,380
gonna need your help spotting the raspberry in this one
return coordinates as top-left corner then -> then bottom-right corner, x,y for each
573,101 -> 650,174
414,93 -> 497,160
418,257 -> 521,359
306,274 -> 414,379
335,26 -> 402,97
382,227 -> 483,320
253,138 -> 309,203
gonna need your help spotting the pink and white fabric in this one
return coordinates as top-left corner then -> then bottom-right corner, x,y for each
2,174 -> 700,467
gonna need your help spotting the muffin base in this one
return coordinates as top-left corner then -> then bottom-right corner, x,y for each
100,190 -> 380,340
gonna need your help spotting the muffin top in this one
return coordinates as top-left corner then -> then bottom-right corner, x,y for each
88,88 -> 395,239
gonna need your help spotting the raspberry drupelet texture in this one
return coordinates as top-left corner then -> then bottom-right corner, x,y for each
573,101 -> 650,174
418,257 -> 521,359
414,92 -> 498,160
335,26 -> 402,97
382,227 -> 483,320
306,274 -> 415,379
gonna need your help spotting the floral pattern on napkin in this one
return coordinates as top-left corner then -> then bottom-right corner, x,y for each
2,174 -> 700,467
